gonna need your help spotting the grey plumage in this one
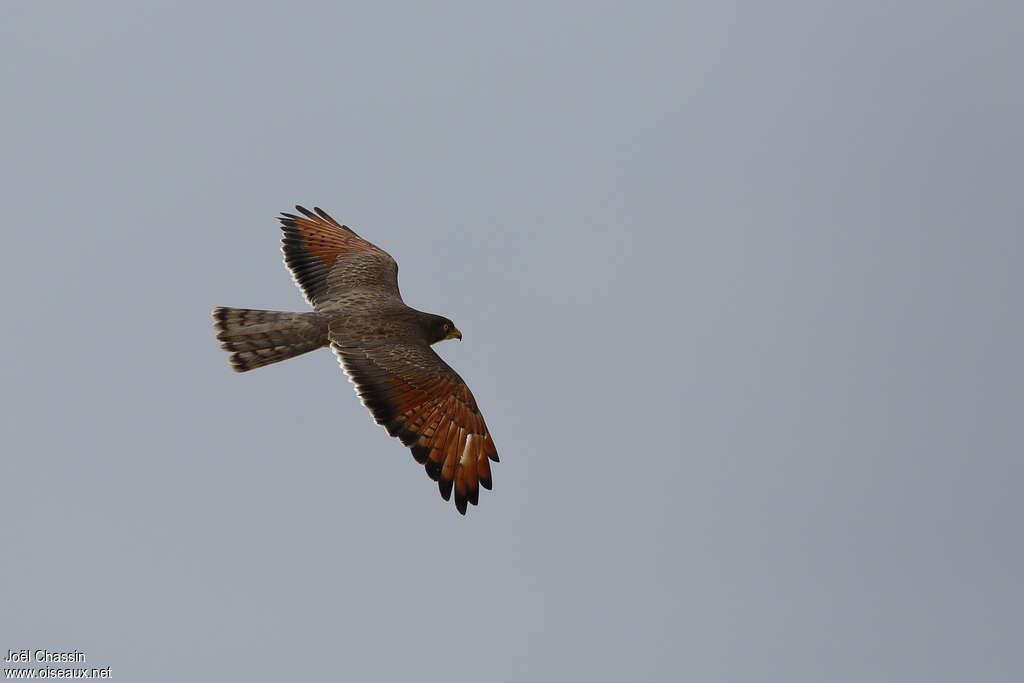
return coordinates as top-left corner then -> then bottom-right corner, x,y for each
211,206 -> 498,514
212,307 -> 328,372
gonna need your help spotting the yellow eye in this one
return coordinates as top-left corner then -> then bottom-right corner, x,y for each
442,322 -> 450,331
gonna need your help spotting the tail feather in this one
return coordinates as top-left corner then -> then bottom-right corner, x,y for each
212,307 -> 328,372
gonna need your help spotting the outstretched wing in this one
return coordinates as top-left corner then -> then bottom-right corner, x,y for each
279,206 -> 401,310
331,338 -> 499,515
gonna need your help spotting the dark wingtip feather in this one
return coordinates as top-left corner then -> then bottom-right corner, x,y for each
313,206 -> 335,223
438,477 -> 453,500
454,492 -> 468,515
425,459 -> 442,481
410,446 -> 431,464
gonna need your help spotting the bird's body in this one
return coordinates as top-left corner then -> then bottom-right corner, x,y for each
212,206 -> 497,514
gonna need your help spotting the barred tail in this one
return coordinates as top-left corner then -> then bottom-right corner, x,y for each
212,307 -> 329,372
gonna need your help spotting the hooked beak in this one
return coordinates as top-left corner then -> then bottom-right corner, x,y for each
446,327 -> 463,341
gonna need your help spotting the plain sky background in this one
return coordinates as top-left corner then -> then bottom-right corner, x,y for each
1,1 -> 1021,681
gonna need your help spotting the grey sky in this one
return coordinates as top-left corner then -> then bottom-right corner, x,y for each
2,1 -> 1021,681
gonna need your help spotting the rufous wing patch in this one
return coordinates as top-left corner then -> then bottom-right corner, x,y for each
279,205 -> 390,305
337,348 -> 498,514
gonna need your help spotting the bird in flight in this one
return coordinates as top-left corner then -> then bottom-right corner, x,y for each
212,206 -> 498,514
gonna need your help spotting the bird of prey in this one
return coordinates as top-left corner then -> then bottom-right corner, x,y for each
212,206 -> 498,514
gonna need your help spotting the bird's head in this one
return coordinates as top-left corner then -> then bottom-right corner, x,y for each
422,314 -> 462,344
